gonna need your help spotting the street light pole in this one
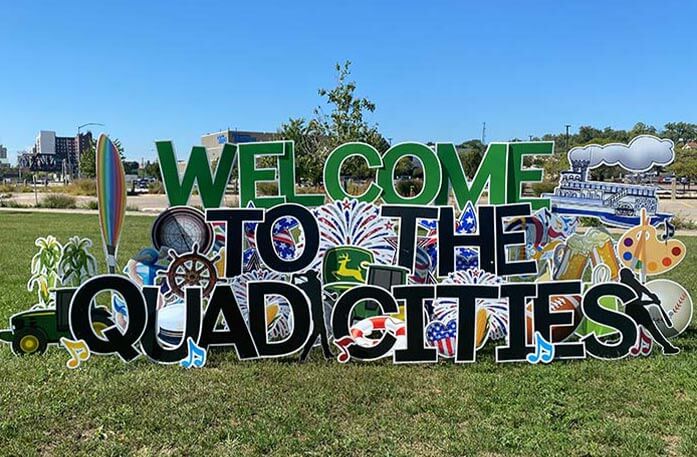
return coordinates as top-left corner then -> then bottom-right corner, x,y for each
76,122 -> 105,179
565,124 -> 571,151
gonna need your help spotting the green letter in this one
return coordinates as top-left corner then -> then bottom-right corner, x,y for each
324,142 -> 383,203
378,143 -> 442,205
434,143 -> 507,208
157,141 -> 235,208
279,141 -> 324,207
238,142 -> 286,208
507,142 -> 552,211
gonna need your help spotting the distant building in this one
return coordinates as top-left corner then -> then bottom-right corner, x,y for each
201,129 -> 276,162
0,144 -> 8,166
18,130 -> 93,174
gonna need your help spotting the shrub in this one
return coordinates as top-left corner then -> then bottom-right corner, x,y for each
579,217 -> 602,227
38,194 -> 77,209
531,181 -> 557,196
672,215 -> 697,230
64,179 -> 97,196
395,179 -> 423,197
148,181 -> 164,194
81,200 -> 99,210
0,199 -> 29,208
257,182 -> 279,195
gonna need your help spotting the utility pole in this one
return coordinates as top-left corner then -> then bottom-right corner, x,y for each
77,122 -> 105,179
482,122 -> 487,144
565,124 -> 571,151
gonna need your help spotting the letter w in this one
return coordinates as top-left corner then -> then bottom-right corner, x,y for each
156,141 -> 236,208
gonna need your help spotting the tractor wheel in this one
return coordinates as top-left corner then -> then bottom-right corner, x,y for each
12,328 -> 48,355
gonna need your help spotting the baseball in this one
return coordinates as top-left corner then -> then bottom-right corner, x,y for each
645,279 -> 693,339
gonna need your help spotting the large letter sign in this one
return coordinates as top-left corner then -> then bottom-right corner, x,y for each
1,134 -> 691,369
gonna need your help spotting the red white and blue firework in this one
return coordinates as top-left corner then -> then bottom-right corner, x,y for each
311,199 -> 396,272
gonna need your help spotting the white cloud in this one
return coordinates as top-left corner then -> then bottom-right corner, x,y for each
567,135 -> 674,172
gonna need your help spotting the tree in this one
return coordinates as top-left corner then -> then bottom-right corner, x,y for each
277,61 -> 389,184
78,137 -> 128,179
276,117 -> 327,185
123,161 -> 140,175
79,141 -> 96,178
630,122 -> 657,137
662,122 -> 697,145
143,161 -> 162,180
456,140 -> 486,178
669,147 -> 697,186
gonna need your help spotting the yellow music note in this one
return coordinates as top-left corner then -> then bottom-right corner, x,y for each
60,337 -> 90,369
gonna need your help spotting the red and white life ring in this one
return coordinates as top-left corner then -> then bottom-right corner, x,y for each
335,315 -> 406,362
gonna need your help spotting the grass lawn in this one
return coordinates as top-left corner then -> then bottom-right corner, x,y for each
0,211 -> 695,456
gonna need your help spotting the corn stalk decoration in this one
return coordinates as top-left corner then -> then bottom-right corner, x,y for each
59,236 -> 98,287
27,236 -> 63,308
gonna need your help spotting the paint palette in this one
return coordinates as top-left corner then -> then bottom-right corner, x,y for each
618,211 -> 685,275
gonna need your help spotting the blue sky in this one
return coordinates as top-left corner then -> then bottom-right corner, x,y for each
1,1 -> 695,162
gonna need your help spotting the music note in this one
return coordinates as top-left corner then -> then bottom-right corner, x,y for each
180,337 -> 207,368
60,337 -> 90,369
333,336 -> 355,363
629,326 -> 653,357
526,332 -> 555,364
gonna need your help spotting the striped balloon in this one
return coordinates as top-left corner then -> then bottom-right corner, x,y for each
96,134 -> 127,273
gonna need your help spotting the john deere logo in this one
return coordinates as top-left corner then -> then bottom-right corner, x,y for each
323,246 -> 373,286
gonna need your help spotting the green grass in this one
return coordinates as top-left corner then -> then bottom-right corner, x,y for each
0,211 -> 695,456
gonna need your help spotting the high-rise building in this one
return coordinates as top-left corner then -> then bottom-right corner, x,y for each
201,129 -> 275,162
18,131 -> 93,174
0,144 -> 8,167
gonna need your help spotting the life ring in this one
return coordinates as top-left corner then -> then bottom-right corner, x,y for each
334,315 -> 406,362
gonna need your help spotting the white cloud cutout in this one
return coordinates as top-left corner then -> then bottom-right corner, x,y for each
567,135 -> 675,172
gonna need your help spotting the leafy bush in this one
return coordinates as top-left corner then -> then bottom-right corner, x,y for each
257,182 -> 279,195
579,217 -> 602,227
395,179 -> 423,197
531,181 -> 557,196
148,181 -> 164,194
0,199 -> 29,208
64,179 -> 97,196
0,183 -> 32,193
38,194 -> 77,209
81,200 -> 99,210
672,215 -> 697,230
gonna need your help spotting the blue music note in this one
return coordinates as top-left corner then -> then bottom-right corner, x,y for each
180,337 -> 207,368
526,331 -> 555,364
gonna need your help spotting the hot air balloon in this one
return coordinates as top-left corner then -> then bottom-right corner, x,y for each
96,134 -> 127,273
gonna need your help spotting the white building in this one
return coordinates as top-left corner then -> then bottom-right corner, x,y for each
0,144 -> 8,166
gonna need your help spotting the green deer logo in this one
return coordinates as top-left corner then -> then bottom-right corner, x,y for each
332,253 -> 367,282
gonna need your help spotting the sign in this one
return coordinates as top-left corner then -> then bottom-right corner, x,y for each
0,134 -> 692,367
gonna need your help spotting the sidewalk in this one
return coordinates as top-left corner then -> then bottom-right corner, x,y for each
3,206 -> 697,236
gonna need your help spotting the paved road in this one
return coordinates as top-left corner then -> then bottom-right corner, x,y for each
2,192 -> 239,213
3,191 -> 697,223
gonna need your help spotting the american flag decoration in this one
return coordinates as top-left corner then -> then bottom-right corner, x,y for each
243,202 -> 303,266
409,244 -> 434,284
231,269 -> 293,341
418,201 -> 479,274
426,319 -> 457,358
311,199 -> 396,272
431,268 -> 509,342
211,222 -> 227,253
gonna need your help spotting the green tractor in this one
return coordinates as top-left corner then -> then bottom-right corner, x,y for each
0,289 -> 112,356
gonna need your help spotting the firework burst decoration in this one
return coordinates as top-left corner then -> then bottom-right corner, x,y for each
231,269 -> 293,341
311,199 -> 396,272
432,268 -> 509,341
